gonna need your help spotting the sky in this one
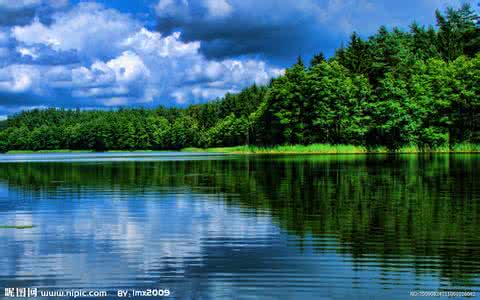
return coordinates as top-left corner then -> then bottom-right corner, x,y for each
0,0 -> 477,118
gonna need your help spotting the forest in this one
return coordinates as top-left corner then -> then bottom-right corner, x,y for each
0,5 -> 479,152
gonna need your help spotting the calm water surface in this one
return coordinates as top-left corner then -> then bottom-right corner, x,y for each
0,153 -> 479,299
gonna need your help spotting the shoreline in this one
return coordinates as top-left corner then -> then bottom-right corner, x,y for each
4,144 -> 480,155
181,144 -> 480,154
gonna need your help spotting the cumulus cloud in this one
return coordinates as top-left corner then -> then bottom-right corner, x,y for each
12,3 -> 139,59
68,51 -> 152,105
203,0 -> 233,18
105,51 -> 150,84
0,64 -> 40,93
155,0 -> 190,17
0,2 -> 283,114
122,29 -> 200,58
174,58 -> 283,103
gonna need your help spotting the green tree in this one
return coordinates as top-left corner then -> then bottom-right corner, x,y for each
310,52 -> 326,67
307,61 -> 372,144
268,58 -> 309,144
436,4 -> 480,61
369,72 -> 419,149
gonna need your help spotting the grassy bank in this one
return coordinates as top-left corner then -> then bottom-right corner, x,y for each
0,225 -> 35,229
182,143 -> 480,154
3,144 -> 480,155
183,145 -> 370,154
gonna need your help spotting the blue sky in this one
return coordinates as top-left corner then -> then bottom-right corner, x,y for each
0,0 -> 477,117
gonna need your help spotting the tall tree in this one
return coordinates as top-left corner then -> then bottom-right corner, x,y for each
310,52 -> 326,67
436,4 -> 480,61
268,58 -> 308,144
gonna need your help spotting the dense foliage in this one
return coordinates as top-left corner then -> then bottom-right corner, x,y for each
0,5 -> 479,152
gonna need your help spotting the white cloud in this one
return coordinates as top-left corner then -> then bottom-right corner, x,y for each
155,0 -> 234,21
102,97 -> 129,106
155,0 -> 189,17
69,52 -> 151,105
175,58 -> 283,104
12,3 -> 138,57
17,46 -> 39,59
0,65 -> 40,93
203,0 -> 233,18
71,64 -> 115,88
0,2 -> 282,113
106,51 -> 150,84
122,29 -> 199,58
188,59 -> 283,86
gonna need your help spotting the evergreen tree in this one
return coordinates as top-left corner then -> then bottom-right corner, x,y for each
310,52 -> 326,67
268,58 -> 308,144
436,4 -> 479,61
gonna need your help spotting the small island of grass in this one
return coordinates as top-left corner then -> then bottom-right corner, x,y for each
0,225 -> 36,229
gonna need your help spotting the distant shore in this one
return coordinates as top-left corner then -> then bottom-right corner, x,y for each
4,144 -> 480,155
182,144 -> 480,154
4,150 -> 166,154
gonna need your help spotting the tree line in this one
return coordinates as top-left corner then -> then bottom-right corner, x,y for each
0,5 -> 479,152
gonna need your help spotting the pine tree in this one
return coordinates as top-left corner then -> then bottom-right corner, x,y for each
310,52 -> 326,67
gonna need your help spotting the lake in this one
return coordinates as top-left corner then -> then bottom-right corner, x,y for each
0,153 -> 479,299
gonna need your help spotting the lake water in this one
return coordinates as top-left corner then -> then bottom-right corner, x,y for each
0,153 -> 479,299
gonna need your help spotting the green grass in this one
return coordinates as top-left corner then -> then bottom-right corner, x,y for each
183,143 -> 480,154
0,225 -> 35,229
395,143 -> 480,153
450,143 -> 480,152
184,145 -> 373,154
5,144 -> 480,155
182,146 -> 257,153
